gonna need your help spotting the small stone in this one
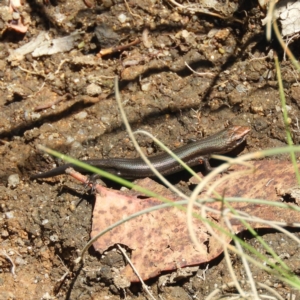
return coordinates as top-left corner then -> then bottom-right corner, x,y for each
86,83 -> 102,96
49,234 -> 59,242
74,111 -> 88,120
118,13 -> 127,24
215,28 -> 230,41
12,12 -> 20,20
42,219 -> 49,225
66,136 -> 75,144
15,256 -> 27,266
41,292 -> 53,300
5,211 -> 14,219
70,141 -> 83,150
141,82 -> 151,91
102,0 -> 113,7
31,112 -> 41,121
1,230 -> 9,237
7,174 -> 20,188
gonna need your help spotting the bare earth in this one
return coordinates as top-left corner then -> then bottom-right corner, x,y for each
1,0 -> 300,299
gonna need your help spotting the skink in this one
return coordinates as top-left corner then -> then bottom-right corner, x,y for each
31,125 -> 250,180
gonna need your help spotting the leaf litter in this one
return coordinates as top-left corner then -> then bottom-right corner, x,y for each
68,160 -> 300,283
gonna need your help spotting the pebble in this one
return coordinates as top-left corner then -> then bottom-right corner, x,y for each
118,13 -> 127,23
1,230 -> 9,237
86,83 -> 102,96
75,111 -> 88,120
7,174 -> 20,188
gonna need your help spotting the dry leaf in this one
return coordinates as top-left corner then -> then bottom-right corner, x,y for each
71,160 -> 300,282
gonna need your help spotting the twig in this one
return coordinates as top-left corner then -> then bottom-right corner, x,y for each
166,0 -> 243,23
97,38 -> 141,57
53,255 -> 71,294
18,65 -> 46,78
185,62 -> 214,77
283,33 -> 300,61
34,94 -> 72,111
0,250 -> 16,277
196,264 -> 209,280
83,0 -> 93,8
205,280 -> 285,300
54,59 -> 69,75
116,244 -> 156,300
124,0 -> 143,20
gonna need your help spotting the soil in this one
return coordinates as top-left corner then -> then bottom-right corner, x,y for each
1,0 -> 300,299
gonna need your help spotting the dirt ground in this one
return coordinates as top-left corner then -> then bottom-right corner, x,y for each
1,0 -> 300,299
